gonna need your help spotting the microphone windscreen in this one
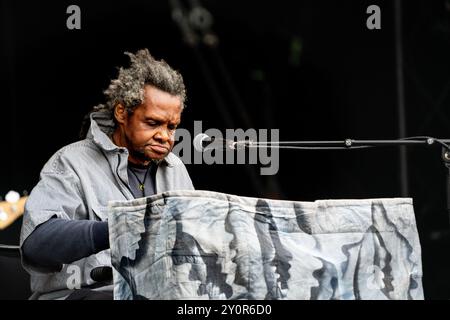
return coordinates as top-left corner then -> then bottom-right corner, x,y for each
193,133 -> 209,152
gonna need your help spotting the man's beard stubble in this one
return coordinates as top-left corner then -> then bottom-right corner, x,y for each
130,148 -> 163,165
124,133 -> 164,165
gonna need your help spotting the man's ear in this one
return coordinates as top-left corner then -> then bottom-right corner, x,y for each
114,103 -> 127,124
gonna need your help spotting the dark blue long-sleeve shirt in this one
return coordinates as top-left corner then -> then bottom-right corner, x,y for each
22,218 -> 109,271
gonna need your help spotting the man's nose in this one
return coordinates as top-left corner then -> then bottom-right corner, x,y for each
154,128 -> 171,142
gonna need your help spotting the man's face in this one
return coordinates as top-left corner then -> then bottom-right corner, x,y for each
114,85 -> 182,164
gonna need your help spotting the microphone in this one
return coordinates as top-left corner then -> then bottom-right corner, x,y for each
90,266 -> 113,283
193,133 -> 239,152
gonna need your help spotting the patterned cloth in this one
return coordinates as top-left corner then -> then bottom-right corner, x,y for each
108,190 -> 423,300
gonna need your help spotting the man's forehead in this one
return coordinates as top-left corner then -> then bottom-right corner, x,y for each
140,92 -> 182,122
142,105 -> 181,121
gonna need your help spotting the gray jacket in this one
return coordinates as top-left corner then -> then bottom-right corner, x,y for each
19,111 -> 194,299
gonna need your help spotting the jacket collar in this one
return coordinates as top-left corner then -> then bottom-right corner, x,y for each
86,111 -> 174,167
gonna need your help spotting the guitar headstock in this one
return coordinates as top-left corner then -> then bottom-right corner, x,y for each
0,191 -> 28,230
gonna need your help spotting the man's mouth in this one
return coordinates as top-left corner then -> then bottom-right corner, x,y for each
148,145 -> 169,154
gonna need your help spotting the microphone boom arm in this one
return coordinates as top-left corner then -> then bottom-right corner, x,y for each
238,135 -> 450,227
242,137 -> 450,150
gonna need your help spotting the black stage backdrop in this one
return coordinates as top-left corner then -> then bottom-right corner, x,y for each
1,0 -> 450,299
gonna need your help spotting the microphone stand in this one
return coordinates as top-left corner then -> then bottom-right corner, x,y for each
239,136 -> 450,226
442,148 -> 450,230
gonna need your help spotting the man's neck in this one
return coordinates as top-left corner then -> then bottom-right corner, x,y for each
112,130 -> 125,149
128,161 -> 152,169
128,157 -> 152,167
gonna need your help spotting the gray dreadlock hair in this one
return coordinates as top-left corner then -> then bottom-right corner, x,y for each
80,49 -> 186,138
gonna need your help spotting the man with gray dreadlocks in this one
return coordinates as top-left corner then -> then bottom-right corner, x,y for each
19,49 -> 194,299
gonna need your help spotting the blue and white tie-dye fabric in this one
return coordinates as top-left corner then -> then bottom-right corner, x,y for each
107,190 -> 423,300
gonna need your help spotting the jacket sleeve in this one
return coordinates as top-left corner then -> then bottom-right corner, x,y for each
19,149 -> 89,273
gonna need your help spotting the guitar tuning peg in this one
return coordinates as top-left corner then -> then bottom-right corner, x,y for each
5,190 -> 20,203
